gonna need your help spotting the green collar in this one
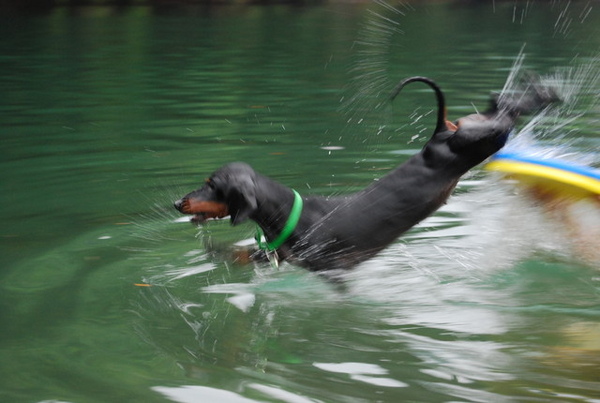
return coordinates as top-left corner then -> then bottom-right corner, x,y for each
256,189 -> 303,251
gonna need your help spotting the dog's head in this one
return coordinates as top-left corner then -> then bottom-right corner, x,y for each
174,162 -> 258,225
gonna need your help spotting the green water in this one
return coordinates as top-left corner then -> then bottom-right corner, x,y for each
1,2 -> 600,402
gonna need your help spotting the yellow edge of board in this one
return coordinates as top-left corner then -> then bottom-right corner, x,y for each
485,159 -> 600,195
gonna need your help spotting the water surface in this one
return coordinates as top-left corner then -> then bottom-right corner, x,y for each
1,2 -> 600,402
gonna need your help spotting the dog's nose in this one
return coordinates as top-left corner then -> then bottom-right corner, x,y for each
173,198 -> 184,212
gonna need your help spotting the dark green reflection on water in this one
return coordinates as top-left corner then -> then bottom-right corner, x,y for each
1,2 -> 600,402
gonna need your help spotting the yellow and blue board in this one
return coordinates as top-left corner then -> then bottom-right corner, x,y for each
485,151 -> 600,200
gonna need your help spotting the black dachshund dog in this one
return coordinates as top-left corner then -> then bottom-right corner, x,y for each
175,76 -> 557,271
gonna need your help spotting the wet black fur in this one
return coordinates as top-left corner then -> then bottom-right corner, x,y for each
175,76 -> 557,271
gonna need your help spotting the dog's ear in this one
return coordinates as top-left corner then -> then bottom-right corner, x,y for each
218,174 -> 258,226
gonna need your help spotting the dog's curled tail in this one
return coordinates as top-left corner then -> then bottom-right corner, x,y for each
389,76 -> 448,134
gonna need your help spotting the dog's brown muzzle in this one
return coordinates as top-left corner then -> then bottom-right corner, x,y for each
174,198 -> 229,223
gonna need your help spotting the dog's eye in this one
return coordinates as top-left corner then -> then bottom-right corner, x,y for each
206,180 -> 224,198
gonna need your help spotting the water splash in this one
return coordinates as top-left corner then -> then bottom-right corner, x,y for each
484,52 -> 600,266
336,50 -> 600,288
506,0 -> 593,37
340,1 -> 411,136
502,52 -> 600,166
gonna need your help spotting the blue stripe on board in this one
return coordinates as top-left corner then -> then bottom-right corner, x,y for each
492,152 -> 600,181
